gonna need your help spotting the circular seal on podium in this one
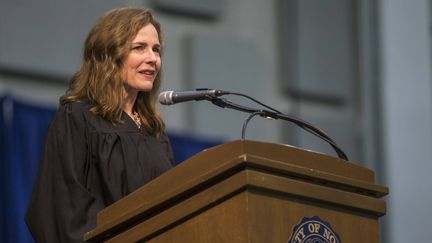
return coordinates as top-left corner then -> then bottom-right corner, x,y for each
287,216 -> 341,243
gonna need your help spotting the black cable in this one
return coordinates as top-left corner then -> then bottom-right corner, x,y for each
227,92 -> 283,114
275,113 -> 348,160
209,97 -> 349,161
217,92 -> 347,159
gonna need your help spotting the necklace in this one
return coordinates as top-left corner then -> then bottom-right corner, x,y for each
132,111 -> 142,129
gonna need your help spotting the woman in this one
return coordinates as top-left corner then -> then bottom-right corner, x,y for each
25,8 -> 173,242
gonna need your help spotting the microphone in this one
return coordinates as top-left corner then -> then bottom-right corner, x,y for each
158,89 -> 229,105
159,89 -> 349,160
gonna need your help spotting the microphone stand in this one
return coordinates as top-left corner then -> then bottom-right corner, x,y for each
209,97 -> 349,161
241,111 -> 268,140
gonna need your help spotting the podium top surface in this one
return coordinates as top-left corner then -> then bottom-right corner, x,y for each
84,140 -> 388,241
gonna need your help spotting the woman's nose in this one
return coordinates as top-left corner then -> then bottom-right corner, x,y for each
145,49 -> 157,64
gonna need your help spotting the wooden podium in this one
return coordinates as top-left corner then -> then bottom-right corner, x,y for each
84,140 -> 388,242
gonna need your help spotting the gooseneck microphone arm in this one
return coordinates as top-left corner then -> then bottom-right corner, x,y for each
275,113 -> 348,160
242,111 -> 268,140
209,97 -> 349,161
158,89 -> 349,161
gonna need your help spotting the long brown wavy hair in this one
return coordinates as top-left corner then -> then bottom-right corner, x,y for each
60,7 -> 165,136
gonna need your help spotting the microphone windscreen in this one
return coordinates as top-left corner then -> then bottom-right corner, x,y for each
158,91 -> 173,105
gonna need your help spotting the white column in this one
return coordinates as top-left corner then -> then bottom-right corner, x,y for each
380,0 -> 432,242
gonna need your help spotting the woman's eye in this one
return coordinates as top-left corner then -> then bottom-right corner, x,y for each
153,47 -> 161,53
132,45 -> 144,51
131,44 -> 161,54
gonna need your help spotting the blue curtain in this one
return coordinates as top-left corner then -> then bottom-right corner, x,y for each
0,95 -> 221,243
0,96 -> 56,242
169,132 -> 223,166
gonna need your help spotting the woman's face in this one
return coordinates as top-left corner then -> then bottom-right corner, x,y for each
122,24 -> 161,95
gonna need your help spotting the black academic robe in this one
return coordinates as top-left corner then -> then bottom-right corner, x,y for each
25,101 -> 173,243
